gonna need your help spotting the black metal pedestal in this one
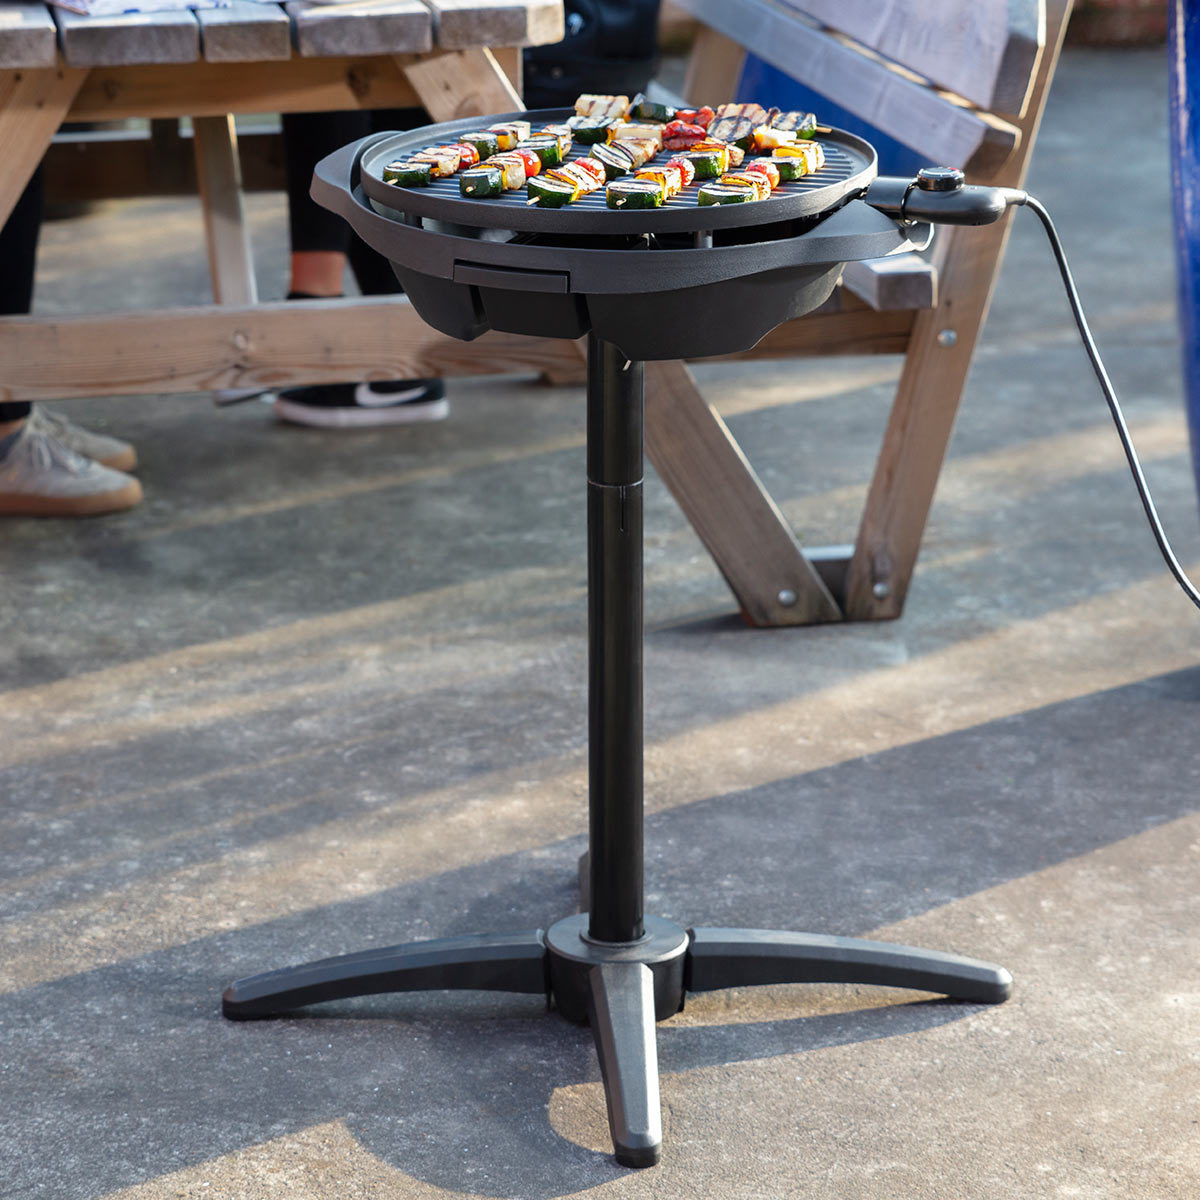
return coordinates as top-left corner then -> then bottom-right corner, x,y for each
223,335 -> 1012,1168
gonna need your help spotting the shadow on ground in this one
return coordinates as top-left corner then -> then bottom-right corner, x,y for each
4,665 -> 1198,1198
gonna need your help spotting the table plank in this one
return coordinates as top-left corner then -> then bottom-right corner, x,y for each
196,1 -> 292,62
420,0 -> 563,50
53,8 -> 200,67
286,0 -> 431,58
0,2 -> 58,69
67,54 -> 427,119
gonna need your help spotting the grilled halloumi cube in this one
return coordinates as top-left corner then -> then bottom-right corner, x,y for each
773,140 -> 825,174
575,93 -> 629,121
611,122 -> 664,151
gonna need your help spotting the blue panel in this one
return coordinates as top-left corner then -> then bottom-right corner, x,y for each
1168,0 -> 1200,504
736,54 -> 929,178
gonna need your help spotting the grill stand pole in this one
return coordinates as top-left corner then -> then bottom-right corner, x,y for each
222,336 -> 1013,1169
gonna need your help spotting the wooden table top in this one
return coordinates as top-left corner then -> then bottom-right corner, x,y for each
0,0 -> 563,69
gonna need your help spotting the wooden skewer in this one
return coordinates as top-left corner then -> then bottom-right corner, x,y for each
815,125 -> 833,134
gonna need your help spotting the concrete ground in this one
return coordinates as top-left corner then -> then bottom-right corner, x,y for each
3,45 -> 1199,1200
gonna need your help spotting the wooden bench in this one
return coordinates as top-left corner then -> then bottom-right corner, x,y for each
647,0 -> 1074,625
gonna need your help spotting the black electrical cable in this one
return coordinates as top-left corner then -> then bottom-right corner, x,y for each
1022,193 -> 1200,612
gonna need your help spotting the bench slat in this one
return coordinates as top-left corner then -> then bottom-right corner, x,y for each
673,0 -> 1020,173
840,253 -> 937,312
53,8 -> 200,68
286,0 -> 432,58
196,1 -> 292,63
785,0 -> 1044,117
419,0 -> 564,50
0,3 -> 57,69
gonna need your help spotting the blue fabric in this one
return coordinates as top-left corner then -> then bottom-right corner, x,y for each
736,54 -> 929,179
1168,0 -> 1200,504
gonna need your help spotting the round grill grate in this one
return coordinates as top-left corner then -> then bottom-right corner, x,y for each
358,108 -> 877,237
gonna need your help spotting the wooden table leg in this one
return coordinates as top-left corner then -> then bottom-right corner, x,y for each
193,113 -> 257,304
401,46 -> 524,122
0,66 -> 88,227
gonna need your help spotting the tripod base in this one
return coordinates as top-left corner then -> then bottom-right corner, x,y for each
224,914 -> 1010,1167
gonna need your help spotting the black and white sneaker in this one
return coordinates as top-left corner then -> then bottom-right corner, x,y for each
273,379 -> 449,428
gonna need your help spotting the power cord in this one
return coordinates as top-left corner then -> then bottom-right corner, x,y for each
1022,194 -> 1200,612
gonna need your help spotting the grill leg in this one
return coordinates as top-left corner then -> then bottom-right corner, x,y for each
221,335 -> 1011,1169
222,931 -> 549,1019
587,962 -> 663,1168
686,928 -> 1012,1004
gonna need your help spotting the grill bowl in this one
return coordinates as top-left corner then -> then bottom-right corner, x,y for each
312,113 -> 927,360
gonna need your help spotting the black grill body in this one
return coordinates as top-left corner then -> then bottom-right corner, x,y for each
311,109 -> 929,360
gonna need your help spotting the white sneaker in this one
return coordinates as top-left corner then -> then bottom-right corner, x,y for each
0,423 -> 143,517
26,404 -> 137,472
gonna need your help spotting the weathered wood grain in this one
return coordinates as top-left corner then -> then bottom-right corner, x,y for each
419,0 -> 563,50
682,22 -> 745,105
0,66 -> 87,226
673,0 -> 1020,172
0,296 -> 592,399
786,0 -> 1044,117
193,115 -> 258,304
53,8 -> 200,68
645,359 -> 843,626
842,0 -> 1074,621
196,1 -> 292,63
402,45 -> 522,122
841,253 -> 937,312
0,3 -> 58,70
68,55 -> 424,120
286,0 -> 432,58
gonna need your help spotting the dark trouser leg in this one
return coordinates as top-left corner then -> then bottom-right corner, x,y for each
0,166 -> 43,423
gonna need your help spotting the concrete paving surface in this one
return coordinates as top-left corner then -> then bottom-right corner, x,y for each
3,45 -> 1200,1200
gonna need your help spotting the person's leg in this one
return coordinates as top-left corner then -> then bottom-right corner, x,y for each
273,110 -> 447,427
0,167 -> 142,516
0,165 -> 41,439
284,110 -> 371,297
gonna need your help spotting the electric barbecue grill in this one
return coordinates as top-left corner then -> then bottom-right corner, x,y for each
225,110 -> 1028,1168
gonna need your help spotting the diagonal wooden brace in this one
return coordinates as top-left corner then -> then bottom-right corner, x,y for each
644,359 -> 841,626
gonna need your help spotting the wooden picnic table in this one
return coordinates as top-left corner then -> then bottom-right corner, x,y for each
0,0 -> 593,401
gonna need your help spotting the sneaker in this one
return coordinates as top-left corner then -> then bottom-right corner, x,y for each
273,379 -> 449,429
0,423 -> 143,517
27,404 -> 137,472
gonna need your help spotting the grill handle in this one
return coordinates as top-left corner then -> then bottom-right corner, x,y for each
311,132 -> 397,224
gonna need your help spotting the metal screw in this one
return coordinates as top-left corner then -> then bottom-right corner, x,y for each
937,329 -> 957,348
777,588 -> 798,607
872,581 -> 891,600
